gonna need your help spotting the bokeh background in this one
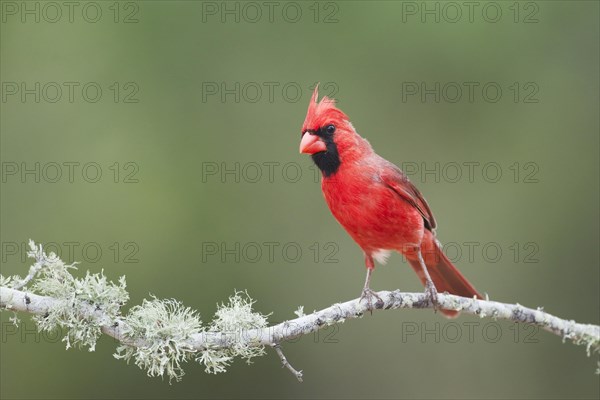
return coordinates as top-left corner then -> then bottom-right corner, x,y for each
1,1 -> 599,399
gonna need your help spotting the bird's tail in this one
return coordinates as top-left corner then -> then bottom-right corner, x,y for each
407,230 -> 482,318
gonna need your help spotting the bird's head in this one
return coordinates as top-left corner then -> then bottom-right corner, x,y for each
299,85 -> 367,177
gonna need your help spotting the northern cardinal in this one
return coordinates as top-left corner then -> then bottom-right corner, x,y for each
299,86 -> 482,317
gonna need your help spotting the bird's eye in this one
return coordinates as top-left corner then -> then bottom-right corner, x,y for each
325,125 -> 336,134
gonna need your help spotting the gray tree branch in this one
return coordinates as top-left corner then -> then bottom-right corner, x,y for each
2,285 -> 598,358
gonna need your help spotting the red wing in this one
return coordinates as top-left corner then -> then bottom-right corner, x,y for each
381,166 -> 437,231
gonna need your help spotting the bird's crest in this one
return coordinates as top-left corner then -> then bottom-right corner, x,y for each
302,84 -> 348,133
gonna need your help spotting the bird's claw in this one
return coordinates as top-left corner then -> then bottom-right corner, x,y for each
360,288 -> 384,312
425,281 -> 440,310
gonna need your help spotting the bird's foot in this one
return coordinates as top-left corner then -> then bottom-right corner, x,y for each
360,287 -> 384,312
424,281 -> 440,310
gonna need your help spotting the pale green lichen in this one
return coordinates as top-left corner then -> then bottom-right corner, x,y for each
0,274 -> 13,287
114,297 -> 202,382
8,312 -> 20,326
570,331 -> 600,357
294,306 -> 305,318
2,241 -> 273,382
196,347 -> 233,374
210,291 -> 269,333
113,292 -> 270,381
197,291 -> 269,374
27,240 -> 129,351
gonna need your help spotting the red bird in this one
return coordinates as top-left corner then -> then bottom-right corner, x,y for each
299,86 -> 482,317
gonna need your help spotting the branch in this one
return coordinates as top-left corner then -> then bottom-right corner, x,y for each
1,240 -> 598,381
2,285 -> 599,359
273,344 -> 303,382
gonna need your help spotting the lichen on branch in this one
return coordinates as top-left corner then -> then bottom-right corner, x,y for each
1,240 -> 599,383
1,241 -> 270,382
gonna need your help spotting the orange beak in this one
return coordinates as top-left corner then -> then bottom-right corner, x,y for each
299,132 -> 327,154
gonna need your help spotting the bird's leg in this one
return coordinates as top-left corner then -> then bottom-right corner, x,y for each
359,255 -> 384,311
416,249 -> 440,309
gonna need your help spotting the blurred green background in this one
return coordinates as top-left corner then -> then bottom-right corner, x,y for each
1,1 -> 599,398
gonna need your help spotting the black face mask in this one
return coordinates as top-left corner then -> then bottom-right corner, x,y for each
310,125 -> 341,177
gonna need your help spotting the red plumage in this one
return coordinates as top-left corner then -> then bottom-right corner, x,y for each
300,86 -> 482,317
